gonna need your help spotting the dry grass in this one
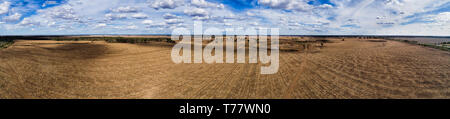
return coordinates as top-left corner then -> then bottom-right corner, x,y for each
0,37 -> 449,99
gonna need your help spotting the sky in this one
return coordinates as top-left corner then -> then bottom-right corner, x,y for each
0,0 -> 449,36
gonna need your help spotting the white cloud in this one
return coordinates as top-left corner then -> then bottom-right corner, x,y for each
47,21 -> 56,27
105,13 -> 127,20
147,22 -> 166,28
384,0 -> 404,6
163,13 -> 180,19
258,0 -> 313,11
249,22 -> 259,26
126,25 -> 138,29
191,0 -> 225,9
318,4 -> 333,9
150,0 -> 183,10
131,13 -> 148,19
192,16 -> 209,20
18,18 -> 40,26
223,13 -> 237,19
165,18 -> 183,24
2,13 -> 22,22
42,1 -> 59,7
246,11 -> 255,16
184,7 -> 208,17
142,20 -> 153,25
434,12 -> 450,23
111,6 -> 139,13
95,23 -> 107,28
0,1 -> 10,15
184,7 -> 211,21
42,5 -> 78,20
426,12 -> 450,26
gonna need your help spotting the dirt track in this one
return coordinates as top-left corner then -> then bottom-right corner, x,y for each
0,38 -> 449,98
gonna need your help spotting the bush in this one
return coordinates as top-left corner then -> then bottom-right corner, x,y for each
419,43 -> 450,52
0,37 -> 14,49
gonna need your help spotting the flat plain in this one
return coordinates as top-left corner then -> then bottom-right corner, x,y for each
0,37 -> 449,98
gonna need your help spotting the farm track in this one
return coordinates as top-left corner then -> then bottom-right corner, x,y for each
0,38 -> 449,99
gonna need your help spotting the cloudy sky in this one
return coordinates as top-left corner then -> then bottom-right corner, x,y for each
0,0 -> 449,35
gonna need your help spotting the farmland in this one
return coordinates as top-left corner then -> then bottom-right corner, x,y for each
0,36 -> 449,99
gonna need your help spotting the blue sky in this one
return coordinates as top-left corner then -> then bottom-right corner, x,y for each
0,0 -> 449,35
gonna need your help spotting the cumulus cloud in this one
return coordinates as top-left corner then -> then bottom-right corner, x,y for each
42,1 -> 59,7
318,4 -> 333,9
95,23 -> 107,28
0,1 -> 10,15
190,0 -> 225,9
184,7 -> 208,17
163,13 -> 180,19
131,13 -> 148,19
111,6 -> 139,13
150,0 -> 183,10
258,0 -> 313,11
184,7 -> 211,21
105,13 -> 127,20
384,0 -> 403,6
2,13 -> 22,22
425,12 -> 450,26
165,18 -> 183,24
246,11 -> 255,16
434,12 -> 450,22
142,20 -> 153,25
43,6 -> 78,20
223,13 -> 237,19
18,18 -> 40,26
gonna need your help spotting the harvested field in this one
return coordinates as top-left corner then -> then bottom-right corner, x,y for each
0,38 -> 449,99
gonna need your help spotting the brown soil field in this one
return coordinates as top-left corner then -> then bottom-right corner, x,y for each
0,38 -> 449,99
